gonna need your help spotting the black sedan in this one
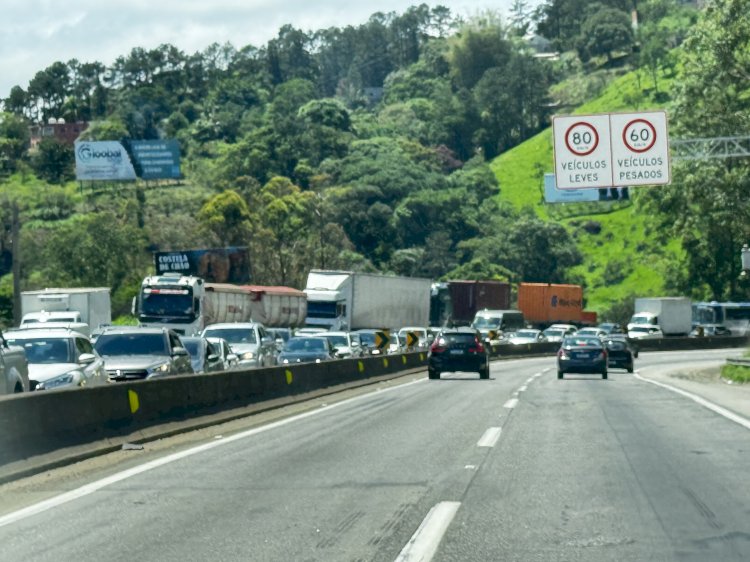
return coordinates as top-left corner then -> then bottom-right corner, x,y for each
278,337 -> 335,364
604,336 -> 635,373
557,335 -> 608,379
427,328 -> 490,380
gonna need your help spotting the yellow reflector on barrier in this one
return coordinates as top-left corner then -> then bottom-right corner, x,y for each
383,358 -> 389,368
402,355 -> 407,364
420,353 -> 425,361
286,370 -> 293,385
128,390 -> 139,414
358,361 -> 365,373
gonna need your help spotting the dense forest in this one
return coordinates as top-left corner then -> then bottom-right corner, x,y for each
0,0 -> 748,325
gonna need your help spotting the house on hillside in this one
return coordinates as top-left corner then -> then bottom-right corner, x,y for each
29,118 -> 88,150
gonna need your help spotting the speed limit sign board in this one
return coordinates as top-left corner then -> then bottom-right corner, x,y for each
553,111 -> 670,189
553,114 -> 613,189
610,111 -> 670,186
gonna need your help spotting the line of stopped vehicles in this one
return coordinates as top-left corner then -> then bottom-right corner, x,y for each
1,318 -> 643,392
1,274 -> 741,393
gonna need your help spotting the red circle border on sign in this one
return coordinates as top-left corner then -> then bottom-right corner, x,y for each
623,118 -> 657,153
564,122 -> 599,156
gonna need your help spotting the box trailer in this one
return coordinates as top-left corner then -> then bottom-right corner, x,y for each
305,270 -> 431,331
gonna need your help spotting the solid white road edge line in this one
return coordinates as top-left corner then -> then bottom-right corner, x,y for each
518,385 -> 528,392
503,398 -> 518,409
634,373 -> 750,431
394,501 -> 461,562
0,377 -> 428,529
476,427 -> 502,448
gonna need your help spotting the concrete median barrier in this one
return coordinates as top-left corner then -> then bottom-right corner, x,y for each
0,352 -> 429,475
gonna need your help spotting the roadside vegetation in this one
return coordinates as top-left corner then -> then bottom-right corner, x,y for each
721,364 -> 750,384
0,0 -> 748,325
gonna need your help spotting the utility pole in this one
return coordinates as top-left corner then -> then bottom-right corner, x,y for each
11,201 -> 21,326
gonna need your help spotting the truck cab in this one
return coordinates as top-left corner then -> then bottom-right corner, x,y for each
304,271 -> 352,331
136,273 -> 205,336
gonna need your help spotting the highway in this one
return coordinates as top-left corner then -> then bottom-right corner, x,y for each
0,349 -> 748,561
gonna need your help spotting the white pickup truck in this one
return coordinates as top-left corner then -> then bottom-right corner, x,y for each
1,332 -> 29,394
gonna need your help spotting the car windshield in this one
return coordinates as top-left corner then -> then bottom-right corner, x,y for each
629,327 -> 652,334
543,329 -> 563,337
515,330 -> 538,338
284,338 -> 327,352
321,335 -> 348,347
202,328 -> 257,344
94,333 -> 168,356
472,317 -> 500,329
357,332 -> 376,345
6,337 -> 72,364
181,339 -> 202,357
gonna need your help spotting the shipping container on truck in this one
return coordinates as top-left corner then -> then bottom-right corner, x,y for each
305,270 -> 431,331
581,310 -> 598,326
203,284 -> 307,328
430,281 -> 511,327
517,283 -> 583,327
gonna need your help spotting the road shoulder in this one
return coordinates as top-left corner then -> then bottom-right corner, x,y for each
637,360 -> 750,421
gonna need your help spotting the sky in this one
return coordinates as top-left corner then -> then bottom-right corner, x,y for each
0,0 -> 544,101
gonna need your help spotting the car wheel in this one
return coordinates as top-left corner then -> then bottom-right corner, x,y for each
479,366 -> 490,379
557,370 -> 564,380
602,370 -> 608,380
627,364 -> 634,374
428,368 -> 440,380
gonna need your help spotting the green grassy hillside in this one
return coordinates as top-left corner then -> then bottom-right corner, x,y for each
490,69 -> 682,314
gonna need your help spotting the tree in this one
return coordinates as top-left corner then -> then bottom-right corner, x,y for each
30,138 -> 74,184
576,5 -> 634,63
639,0 -> 750,300
22,212 -> 148,315
0,113 -> 30,173
197,190 -> 252,247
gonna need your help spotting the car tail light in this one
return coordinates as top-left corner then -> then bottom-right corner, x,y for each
469,338 -> 485,353
430,342 -> 445,353
558,349 -> 568,359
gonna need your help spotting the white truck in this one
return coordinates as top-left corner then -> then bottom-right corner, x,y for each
628,297 -> 692,337
0,333 -> 29,394
20,288 -> 112,336
135,273 -> 307,336
304,270 -> 432,331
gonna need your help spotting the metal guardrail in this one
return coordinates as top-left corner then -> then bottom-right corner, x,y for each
725,357 -> 750,367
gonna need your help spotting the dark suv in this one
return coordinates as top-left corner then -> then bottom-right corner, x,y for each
428,328 -> 490,380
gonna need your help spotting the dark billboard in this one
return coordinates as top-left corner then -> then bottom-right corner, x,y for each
128,139 -> 181,179
154,247 -> 250,283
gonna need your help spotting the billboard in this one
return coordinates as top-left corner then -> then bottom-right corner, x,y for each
74,141 -> 137,181
544,174 -> 600,203
128,140 -> 181,179
544,174 -> 629,203
154,247 -> 250,283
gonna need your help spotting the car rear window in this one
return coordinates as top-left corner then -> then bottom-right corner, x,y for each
438,333 -> 477,345
606,341 -> 627,351
563,337 -> 602,348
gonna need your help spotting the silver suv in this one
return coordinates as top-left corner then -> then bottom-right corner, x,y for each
201,323 -> 277,368
94,327 -> 193,381
4,328 -> 107,390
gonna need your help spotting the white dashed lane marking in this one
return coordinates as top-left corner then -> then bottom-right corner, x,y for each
476,427 -> 502,448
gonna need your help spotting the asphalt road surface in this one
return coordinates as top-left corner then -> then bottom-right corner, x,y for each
0,349 -> 748,561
